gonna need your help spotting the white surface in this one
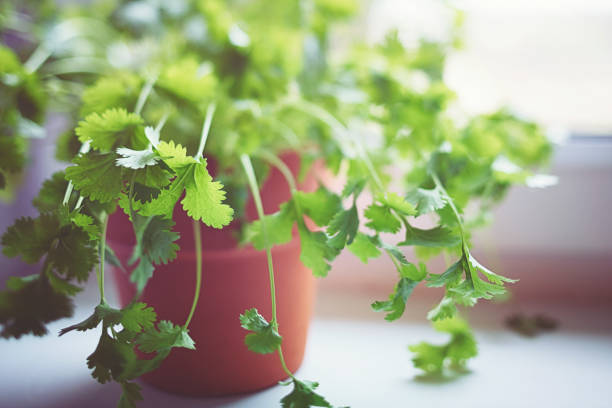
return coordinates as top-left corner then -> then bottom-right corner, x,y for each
1,312 -> 611,408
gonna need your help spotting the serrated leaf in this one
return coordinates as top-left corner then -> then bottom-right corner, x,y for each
280,378 -> 333,408
0,275 -> 73,338
181,160 -> 234,228
427,296 -> 457,321
116,147 -> 160,169
118,381 -> 143,408
76,108 -> 145,152
399,225 -> 460,248
240,308 -> 283,354
244,201 -> 296,250
65,152 -> 124,203
409,317 -> 477,375
298,224 -> 338,277
405,187 -> 446,216
371,277 -> 418,321
136,320 -> 195,353
295,187 -> 342,226
348,233 -> 381,263
121,302 -> 156,332
377,192 -> 416,216
364,204 -> 401,233
326,204 -> 358,250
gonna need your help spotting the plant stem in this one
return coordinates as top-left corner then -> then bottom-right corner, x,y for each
195,103 -> 216,161
98,213 -> 109,302
241,155 -> 278,325
134,77 -> 156,115
62,142 -> 90,207
240,154 -> 294,378
256,151 -> 305,221
430,171 -> 466,241
24,44 -> 52,74
184,220 -> 202,329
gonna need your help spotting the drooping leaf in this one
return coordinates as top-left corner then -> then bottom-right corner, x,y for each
239,308 -> 282,354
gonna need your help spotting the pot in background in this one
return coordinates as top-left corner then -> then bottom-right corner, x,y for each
107,152 -> 318,396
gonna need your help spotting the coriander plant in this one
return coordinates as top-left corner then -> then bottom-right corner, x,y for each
0,1 -> 553,407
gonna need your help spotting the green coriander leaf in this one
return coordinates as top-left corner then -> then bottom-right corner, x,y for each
71,213 -> 100,241
239,308 -> 282,354
136,320 -> 196,353
65,152 -> 124,203
75,108 -> 145,152
129,259 -> 155,294
371,277 -> 418,321
409,317 -> 477,375
0,275 -> 73,338
244,201 -> 296,250
295,187 -> 342,226
341,178 -> 366,199
364,204 -> 401,233
46,270 -> 83,296
399,225 -> 460,248
32,171 -> 70,212
378,192 -> 416,216
59,303 -> 123,336
0,137 -> 25,173
405,187 -> 446,216
121,302 -> 156,332
1,214 -> 60,263
426,260 -> 462,288
87,331 -> 132,384
280,378 -> 333,408
298,223 -> 339,277
130,215 -> 179,266
118,381 -> 143,408
427,296 -> 457,321
181,160 -> 234,228
80,74 -> 141,117
116,147 -> 160,169
348,233 -> 381,263
326,204 -> 358,250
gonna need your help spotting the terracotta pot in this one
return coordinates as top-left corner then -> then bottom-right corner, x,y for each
107,152 -> 318,396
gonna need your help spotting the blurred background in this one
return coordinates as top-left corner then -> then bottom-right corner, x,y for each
1,0 -> 611,407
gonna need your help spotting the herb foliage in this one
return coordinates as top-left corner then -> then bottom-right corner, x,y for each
0,1 -> 554,407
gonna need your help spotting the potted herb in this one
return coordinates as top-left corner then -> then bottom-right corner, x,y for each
0,1 -> 554,407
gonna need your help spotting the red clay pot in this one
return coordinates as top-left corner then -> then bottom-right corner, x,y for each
107,152 -> 318,396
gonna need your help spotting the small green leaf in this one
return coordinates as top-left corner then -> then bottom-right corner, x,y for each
371,277 -> 418,321
296,187 -> 342,226
239,308 -> 282,354
121,302 -> 156,332
348,233 -> 381,263
280,378 -> 333,408
298,224 -> 338,277
76,108 -> 145,152
400,225 -> 460,248
326,204 -> 358,250
364,204 -> 401,233
405,187 -> 446,216
136,320 -> 195,353
65,152 -> 124,203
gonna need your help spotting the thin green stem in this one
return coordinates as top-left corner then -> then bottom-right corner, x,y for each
184,220 -> 203,329
241,154 -> 294,378
195,103 -> 217,161
98,214 -> 109,302
241,155 -> 278,325
430,171 -> 466,240
62,142 -> 91,207
256,151 -> 305,222
134,77 -> 156,115
24,44 -> 52,74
